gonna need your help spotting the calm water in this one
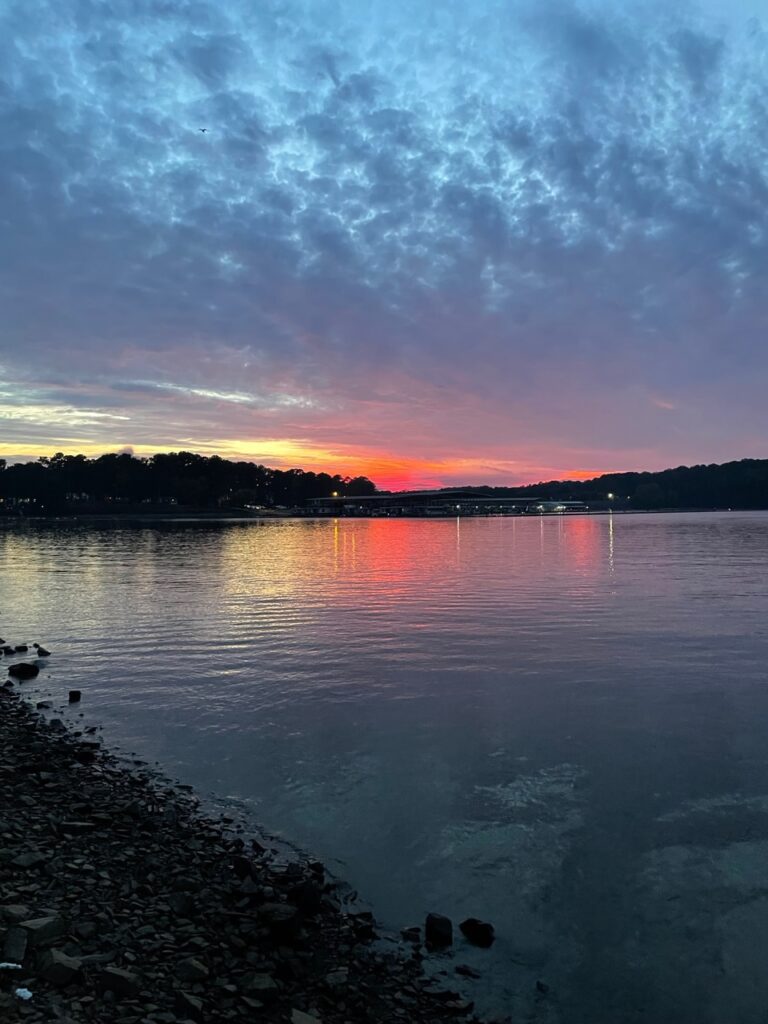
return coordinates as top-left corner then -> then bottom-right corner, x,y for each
4,512 -> 768,1022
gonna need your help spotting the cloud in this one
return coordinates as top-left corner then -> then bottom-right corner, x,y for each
1,0 -> 767,485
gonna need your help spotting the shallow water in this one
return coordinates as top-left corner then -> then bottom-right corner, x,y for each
4,512 -> 768,1021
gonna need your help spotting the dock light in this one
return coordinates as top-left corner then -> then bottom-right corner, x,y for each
607,493 -> 615,500
332,491 -> 339,497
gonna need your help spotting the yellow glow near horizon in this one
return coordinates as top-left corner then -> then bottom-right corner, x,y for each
0,438 -> 610,490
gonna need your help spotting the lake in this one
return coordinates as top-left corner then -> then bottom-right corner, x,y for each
3,512 -> 768,1022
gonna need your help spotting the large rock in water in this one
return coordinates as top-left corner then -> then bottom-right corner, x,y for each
459,917 -> 495,947
8,663 -> 39,680
425,912 -> 453,947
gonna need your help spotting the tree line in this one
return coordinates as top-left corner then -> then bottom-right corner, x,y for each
0,452 -> 377,513
463,459 -> 768,509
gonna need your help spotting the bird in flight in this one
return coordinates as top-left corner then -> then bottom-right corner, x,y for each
199,128 -> 208,133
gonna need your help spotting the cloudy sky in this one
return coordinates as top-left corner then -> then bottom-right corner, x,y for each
2,0 -> 767,487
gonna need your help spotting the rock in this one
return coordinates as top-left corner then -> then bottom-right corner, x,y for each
455,964 -> 481,979
401,926 -> 421,943
231,854 -> 252,879
445,998 -> 475,1015
1,905 -> 31,922
288,879 -> 323,915
36,701 -> 52,710
349,909 -> 376,941
459,917 -> 495,947
291,1011 -> 322,1024
13,645 -> 28,653
325,967 -> 348,987
3,927 -> 28,963
73,920 -> 98,940
175,991 -> 204,1021
425,912 -> 453,948
68,691 -> 81,703
8,663 -> 39,680
12,850 -> 48,868
259,902 -> 301,940
20,916 -> 66,946
98,966 -> 140,999
536,979 -> 550,994
175,957 -> 209,982
167,893 -> 194,917
38,949 -> 82,986
244,973 -> 279,999
79,952 -> 116,966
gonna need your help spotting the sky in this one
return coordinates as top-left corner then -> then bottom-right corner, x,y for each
2,0 -> 767,489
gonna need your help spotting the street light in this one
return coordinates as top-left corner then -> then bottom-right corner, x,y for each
607,493 -> 614,501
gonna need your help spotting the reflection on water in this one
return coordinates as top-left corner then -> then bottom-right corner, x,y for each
4,513 -> 768,1021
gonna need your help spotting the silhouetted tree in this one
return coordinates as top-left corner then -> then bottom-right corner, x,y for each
0,452 -> 377,514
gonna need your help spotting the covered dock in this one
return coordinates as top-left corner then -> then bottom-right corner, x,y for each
306,489 -> 587,517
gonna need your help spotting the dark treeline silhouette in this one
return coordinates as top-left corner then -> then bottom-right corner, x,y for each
0,452 -> 376,513
459,459 -> 768,509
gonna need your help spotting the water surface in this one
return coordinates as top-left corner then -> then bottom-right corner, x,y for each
3,513 -> 768,1022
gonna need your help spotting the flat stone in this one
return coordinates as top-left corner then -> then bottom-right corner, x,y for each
174,991 -> 204,1021
291,1011 -> 322,1024
98,967 -> 140,999
167,893 -> 194,916
38,949 -> 82,986
244,973 -> 279,999
455,964 -> 481,979
1,906 -> 31,923
3,928 -> 28,964
20,916 -> 66,946
175,957 -> 209,982
12,850 -> 49,869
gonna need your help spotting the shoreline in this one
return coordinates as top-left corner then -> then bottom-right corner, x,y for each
0,506 -> 762,526
0,681 -> 494,1023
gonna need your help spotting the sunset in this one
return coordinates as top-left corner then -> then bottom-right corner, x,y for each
4,0 -> 768,487
4,2 -> 768,1022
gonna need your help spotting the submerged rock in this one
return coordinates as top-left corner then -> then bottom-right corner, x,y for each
8,663 -> 39,680
459,918 -> 495,947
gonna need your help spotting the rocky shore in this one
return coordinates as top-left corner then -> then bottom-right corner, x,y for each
0,666 -> 501,1023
